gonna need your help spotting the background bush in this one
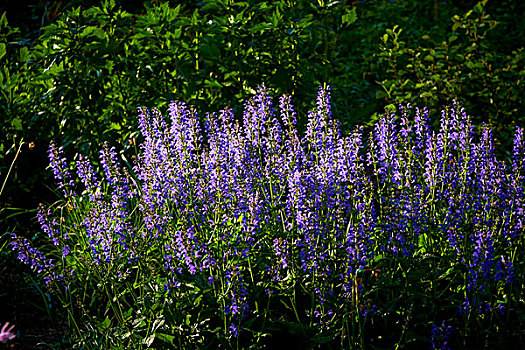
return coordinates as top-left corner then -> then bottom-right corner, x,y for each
0,0 -> 358,230
372,0 -> 524,152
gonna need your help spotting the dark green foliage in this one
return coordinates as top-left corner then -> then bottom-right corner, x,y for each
0,0 -> 357,155
373,0 -> 524,152
0,0 -> 358,219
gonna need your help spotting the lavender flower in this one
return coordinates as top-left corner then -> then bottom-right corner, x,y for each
14,84 -> 525,346
10,233 -> 58,284
430,321 -> 452,350
48,142 -> 74,198
76,155 -> 101,201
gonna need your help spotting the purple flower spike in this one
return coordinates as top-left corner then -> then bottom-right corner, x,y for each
48,142 -> 74,198
430,321 -> 452,350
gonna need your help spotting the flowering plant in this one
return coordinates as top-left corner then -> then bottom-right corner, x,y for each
11,86 -> 525,348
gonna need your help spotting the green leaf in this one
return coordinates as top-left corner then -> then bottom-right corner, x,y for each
19,47 -> 30,62
11,118 -> 22,131
101,316 -> 111,329
385,104 -> 396,112
473,3 -> 483,14
82,26 -> 106,40
376,90 -> 388,99
341,7 -> 357,26
0,12 -> 7,28
156,332 -> 175,344
204,79 -> 222,88
0,43 -> 5,60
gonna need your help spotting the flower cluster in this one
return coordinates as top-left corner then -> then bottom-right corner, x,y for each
430,320 -> 452,350
12,85 -> 524,345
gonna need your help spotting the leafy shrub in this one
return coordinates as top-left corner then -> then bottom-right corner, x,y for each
11,86 -> 525,348
0,0 -> 357,155
0,0 -> 357,226
373,0 -> 524,153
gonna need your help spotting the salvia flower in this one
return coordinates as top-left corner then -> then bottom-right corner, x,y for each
13,85 -> 524,345
430,320 -> 452,350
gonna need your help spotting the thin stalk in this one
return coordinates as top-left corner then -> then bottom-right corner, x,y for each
0,138 -> 23,199
246,257 -> 259,313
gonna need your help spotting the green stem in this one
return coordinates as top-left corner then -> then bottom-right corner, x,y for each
0,138 -> 23,199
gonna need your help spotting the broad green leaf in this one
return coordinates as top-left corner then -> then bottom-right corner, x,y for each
342,7 -> 357,26
11,118 -> 22,131
473,3 -> 484,14
19,47 -> 30,62
204,79 -> 222,88
156,332 -> 175,344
